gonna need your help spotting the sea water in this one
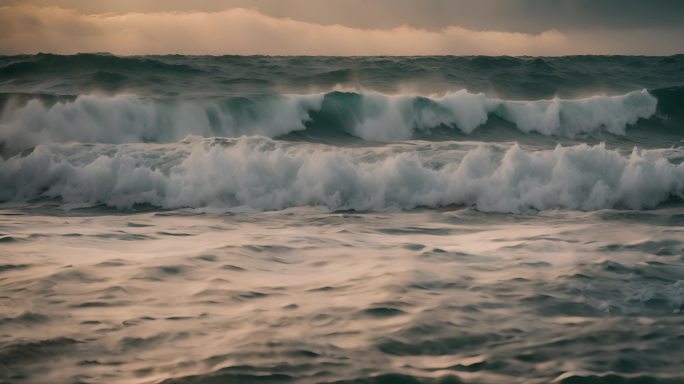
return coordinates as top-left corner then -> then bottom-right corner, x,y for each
0,54 -> 683,383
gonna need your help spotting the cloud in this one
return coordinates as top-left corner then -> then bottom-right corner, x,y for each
4,0 -> 684,33
0,6 -> 679,56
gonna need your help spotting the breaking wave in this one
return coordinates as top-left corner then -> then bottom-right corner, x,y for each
0,89 -> 660,151
1,138 -> 682,212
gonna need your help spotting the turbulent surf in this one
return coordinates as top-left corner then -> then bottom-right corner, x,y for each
1,54 -> 683,384
1,54 -> 683,211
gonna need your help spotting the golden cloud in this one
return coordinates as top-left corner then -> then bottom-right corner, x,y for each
0,6 -> 577,55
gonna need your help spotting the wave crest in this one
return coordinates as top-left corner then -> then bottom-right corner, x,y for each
0,90 -> 658,151
1,138 -> 681,212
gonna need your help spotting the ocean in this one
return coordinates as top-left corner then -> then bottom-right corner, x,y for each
0,54 -> 683,383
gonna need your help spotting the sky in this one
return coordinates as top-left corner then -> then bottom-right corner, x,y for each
0,0 -> 682,55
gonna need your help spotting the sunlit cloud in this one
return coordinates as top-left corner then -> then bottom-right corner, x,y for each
0,5 -> 680,56
0,6 -> 573,55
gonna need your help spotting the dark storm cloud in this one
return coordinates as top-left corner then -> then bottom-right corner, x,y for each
512,0 -> 684,32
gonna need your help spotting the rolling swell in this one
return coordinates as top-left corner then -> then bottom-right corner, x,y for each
2,54 -> 683,98
0,89 -> 669,152
1,138 -> 682,212
0,53 -> 204,78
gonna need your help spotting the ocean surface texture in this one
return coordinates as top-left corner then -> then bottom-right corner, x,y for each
1,54 -> 683,383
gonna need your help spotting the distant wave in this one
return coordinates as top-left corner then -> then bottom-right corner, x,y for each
0,53 -> 204,78
1,138 -> 682,212
0,89 -> 662,151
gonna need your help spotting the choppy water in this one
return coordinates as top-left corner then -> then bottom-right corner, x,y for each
1,54 -> 683,383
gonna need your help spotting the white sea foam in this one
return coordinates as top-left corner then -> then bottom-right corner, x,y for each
0,90 -> 657,151
1,138 -> 681,212
0,93 -> 324,151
